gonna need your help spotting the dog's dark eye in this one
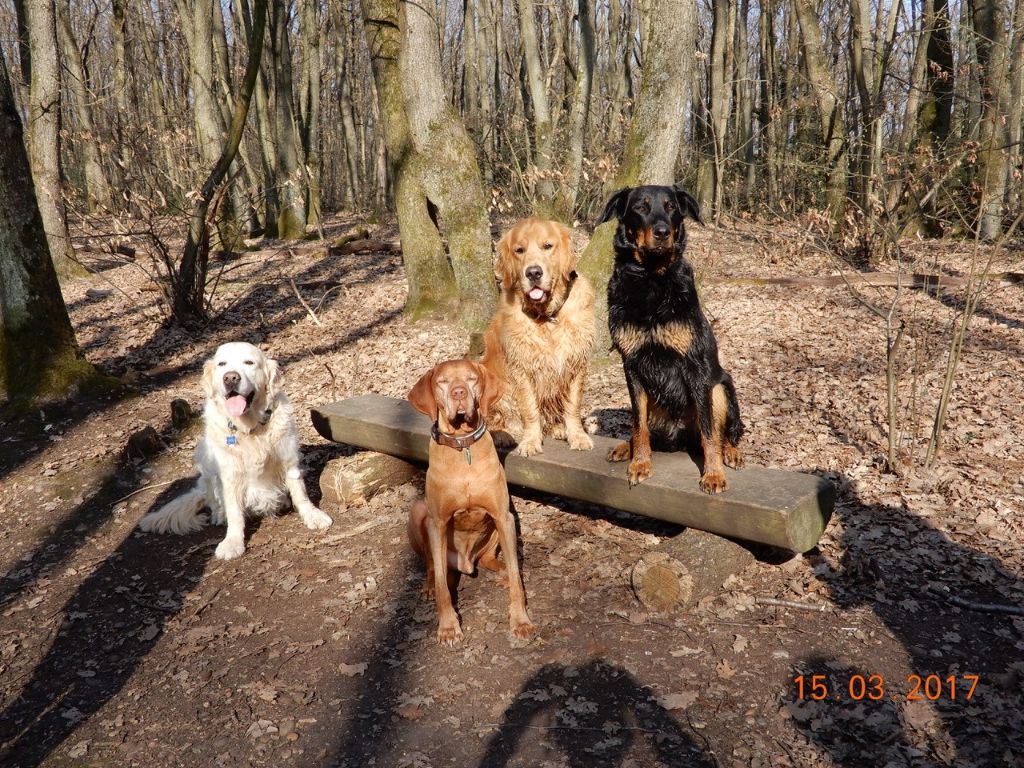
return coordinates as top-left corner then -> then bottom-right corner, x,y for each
633,200 -> 649,212
514,245 -> 525,255
664,201 -> 676,213
437,378 -> 449,385
217,361 -> 227,367
542,242 -> 553,250
244,360 -> 255,366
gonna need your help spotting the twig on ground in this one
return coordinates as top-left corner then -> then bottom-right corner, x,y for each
755,597 -> 831,612
289,275 -> 323,327
112,480 -> 178,505
926,585 -> 1024,617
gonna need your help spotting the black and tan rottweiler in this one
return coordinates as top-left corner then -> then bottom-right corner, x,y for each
599,184 -> 744,492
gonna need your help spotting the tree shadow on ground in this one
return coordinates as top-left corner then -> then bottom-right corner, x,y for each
791,477 -> 1024,766
322,551 -> 425,768
0,481 -> 225,766
477,659 -> 717,767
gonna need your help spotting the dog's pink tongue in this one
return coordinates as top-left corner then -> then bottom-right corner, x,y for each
529,287 -> 545,301
225,395 -> 248,418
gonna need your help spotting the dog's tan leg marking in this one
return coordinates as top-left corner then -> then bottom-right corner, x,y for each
562,367 -> 593,451
699,384 -> 729,494
625,386 -> 653,485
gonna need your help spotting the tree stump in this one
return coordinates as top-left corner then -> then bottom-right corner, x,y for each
319,451 -> 420,508
631,529 -> 755,612
170,398 -> 196,430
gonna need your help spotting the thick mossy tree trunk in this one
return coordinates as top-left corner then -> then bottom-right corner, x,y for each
362,0 -> 494,329
0,52 -> 95,405
577,0 -> 696,352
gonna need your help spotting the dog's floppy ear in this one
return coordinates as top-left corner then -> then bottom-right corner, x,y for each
598,188 -> 631,225
201,358 -> 217,400
494,230 -> 518,291
672,185 -> 704,225
407,367 -> 438,420
265,358 -> 283,403
557,222 -> 578,278
474,361 -> 504,418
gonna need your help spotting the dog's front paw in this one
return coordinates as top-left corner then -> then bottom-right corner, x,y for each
516,434 -> 543,457
300,506 -> 333,530
567,429 -> 594,451
437,620 -> 464,646
215,536 -> 246,560
511,617 -> 535,639
627,457 -> 652,486
699,471 -> 727,494
607,441 -> 631,462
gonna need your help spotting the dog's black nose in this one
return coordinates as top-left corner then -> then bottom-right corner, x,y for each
525,265 -> 543,282
653,223 -> 670,240
223,371 -> 241,390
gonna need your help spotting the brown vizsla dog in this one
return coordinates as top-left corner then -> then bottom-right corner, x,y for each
407,359 -> 535,646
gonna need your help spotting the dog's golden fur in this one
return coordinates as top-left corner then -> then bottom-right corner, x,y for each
481,217 -> 595,456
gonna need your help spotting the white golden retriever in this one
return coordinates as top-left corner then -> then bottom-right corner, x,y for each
138,342 -> 332,559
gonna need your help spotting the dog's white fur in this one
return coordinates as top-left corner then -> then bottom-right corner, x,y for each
138,342 -> 332,560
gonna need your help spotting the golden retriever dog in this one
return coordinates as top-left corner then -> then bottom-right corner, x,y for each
481,217 -> 595,456
138,342 -> 332,560
406,359 -> 534,645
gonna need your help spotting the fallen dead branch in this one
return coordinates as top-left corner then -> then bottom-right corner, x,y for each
712,271 -> 1024,290
926,585 -> 1024,617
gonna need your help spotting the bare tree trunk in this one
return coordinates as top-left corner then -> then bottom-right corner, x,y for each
971,0 -> 1011,240
517,0 -> 556,206
174,0 -> 267,324
557,0 -> 595,218
697,0 -> 732,220
794,0 -> 848,224
299,0 -> 323,227
268,0 -> 308,239
0,51 -> 96,404
735,0 -> 755,207
757,0 -> 780,209
56,1 -> 111,211
19,0 -> 78,278
109,0 -> 130,202
1008,0 -> 1024,214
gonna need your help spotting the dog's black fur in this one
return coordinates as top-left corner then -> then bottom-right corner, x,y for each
599,184 -> 744,491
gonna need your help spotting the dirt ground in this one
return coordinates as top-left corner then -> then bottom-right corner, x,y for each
1,214 -> 1022,768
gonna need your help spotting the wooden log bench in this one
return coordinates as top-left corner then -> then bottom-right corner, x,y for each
310,394 -> 834,554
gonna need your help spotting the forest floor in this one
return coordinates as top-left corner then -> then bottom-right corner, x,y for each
1,212 -> 1023,768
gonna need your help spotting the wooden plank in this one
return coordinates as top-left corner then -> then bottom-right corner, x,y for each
310,394 -> 834,553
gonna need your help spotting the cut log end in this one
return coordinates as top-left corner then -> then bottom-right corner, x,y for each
631,529 -> 755,612
319,451 -> 421,508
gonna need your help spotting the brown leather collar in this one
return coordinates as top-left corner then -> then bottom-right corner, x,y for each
431,419 -> 487,451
